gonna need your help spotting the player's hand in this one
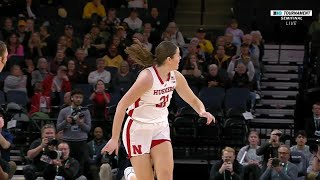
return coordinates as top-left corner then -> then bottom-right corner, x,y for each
101,138 -> 119,155
199,112 -> 215,125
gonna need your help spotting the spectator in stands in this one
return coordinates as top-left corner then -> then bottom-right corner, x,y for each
81,33 -> 98,58
305,102 -> 320,139
64,25 -> 81,52
50,49 -> 67,74
162,22 -> 185,47
103,44 -> 124,69
123,9 -> 143,32
0,113 -> 16,179
237,131 -> 263,180
56,89 -> 91,175
290,130 -> 312,162
225,19 -> 244,47
26,18 -> 35,34
98,19 -> 112,43
307,144 -> 320,179
4,64 -> 27,93
112,61 -> 135,95
230,62 -> 252,89
210,45 -> 231,70
66,59 -> 80,83
29,81 -> 51,116
57,35 -> 74,58
195,27 -> 214,55
23,124 -> 57,180
146,8 -> 165,32
141,22 -> 161,49
1,17 -> 14,41
43,142 -> 87,180
105,8 -> 121,28
88,58 -> 111,85
260,145 -> 298,180
113,28 -> 131,57
210,146 -> 243,180
61,91 -> 71,109
90,25 -> 107,55
257,129 -> 282,171
17,19 -> 30,48
39,25 -> 56,57
31,57 -> 49,85
0,41 -> 8,72
224,32 -> 237,57
89,80 -> 110,119
27,32 -> 43,58
181,53 -> 204,89
215,36 -> 226,49
74,48 -> 91,83
227,43 -> 255,81
205,64 -> 226,88
251,31 -> 264,90
87,126 -> 114,180
6,32 -> 24,58
42,65 -> 71,101
128,0 -> 147,8
83,0 -> 106,20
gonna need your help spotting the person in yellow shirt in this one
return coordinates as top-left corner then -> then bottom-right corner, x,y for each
83,0 -> 106,20
103,44 -> 124,69
196,28 -> 214,54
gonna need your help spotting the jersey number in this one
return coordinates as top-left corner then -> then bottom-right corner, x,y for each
156,95 -> 169,108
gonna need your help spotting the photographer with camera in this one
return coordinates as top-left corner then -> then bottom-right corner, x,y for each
56,89 -> 91,175
24,124 -> 58,180
260,145 -> 298,180
257,129 -> 282,170
43,142 -> 87,180
209,146 -> 243,180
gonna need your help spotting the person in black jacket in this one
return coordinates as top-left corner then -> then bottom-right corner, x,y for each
43,142 -> 86,180
210,146 -> 243,180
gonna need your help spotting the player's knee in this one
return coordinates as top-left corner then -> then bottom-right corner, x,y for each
155,168 -> 173,180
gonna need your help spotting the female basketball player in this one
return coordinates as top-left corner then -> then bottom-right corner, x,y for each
102,40 -> 215,180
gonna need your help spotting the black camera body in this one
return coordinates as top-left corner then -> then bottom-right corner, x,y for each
47,138 -> 58,146
271,158 -> 285,167
70,107 -> 87,125
47,150 -> 63,160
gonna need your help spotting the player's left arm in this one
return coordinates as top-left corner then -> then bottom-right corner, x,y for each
174,71 -> 215,124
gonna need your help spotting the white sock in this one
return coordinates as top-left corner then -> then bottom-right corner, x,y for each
124,167 -> 135,180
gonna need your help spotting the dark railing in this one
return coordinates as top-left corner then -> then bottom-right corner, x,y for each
200,0 -> 205,25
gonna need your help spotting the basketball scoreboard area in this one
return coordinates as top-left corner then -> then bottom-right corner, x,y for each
270,10 -> 313,26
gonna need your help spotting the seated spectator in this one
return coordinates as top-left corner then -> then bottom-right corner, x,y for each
195,27 -> 214,54
64,25 -> 81,52
66,59 -> 80,83
225,19 -> 244,47
230,62 -> 252,88
26,32 -> 43,59
83,0 -> 106,20
307,144 -> 320,179
88,58 -> 111,85
146,8 -> 165,32
61,92 -> 71,109
210,146 -> 243,180
210,45 -> 231,70
290,130 -> 312,162
205,64 -> 226,88
89,25 -> 106,54
42,66 -> 71,102
4,64 -> 27,93
6,33 -> 24,58
89,80 -> 110,119
87,127 -> 113,180
81,33 -> 99,58
98,19 -> 112,43
162,22 -> 185,47
23,124 -> 57,180
112,61 -> 135,95
215,36 -> 226,49
128,0 -> 147,8
257,130 -> 282,170
74,48 -> 91,83
57,35 -> 74,58
1,17 -> 14,41
50,49 -> 67,74
260,145 -> 298,180
224,32 -> 237,57
103,44 -> 124,69
227,43 -> 255,81
237,131 -> 263,179
181,53 -> 204,89
123,9 -> 143,32
31,57 -> 49,85
305,102 -> 320,139
39,25 -> 56,57
133,32 -> 152,52
29,82 -> 51,116
43,142 -> 87,180
105,8 -> 121,28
